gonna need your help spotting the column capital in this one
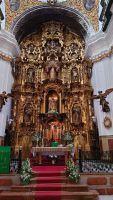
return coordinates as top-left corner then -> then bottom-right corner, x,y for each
0,29 -> 20,62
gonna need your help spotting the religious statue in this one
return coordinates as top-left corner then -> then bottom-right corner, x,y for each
92,89 -> 113,113
72,105 -> 82,125
0,91 -> 11,112
45,60 -> 60,80
71,67 -> 78,82
48,96 -> 57,111
24,103 -> 33,124
100,95 -> 110,112
27,68 -> 35,83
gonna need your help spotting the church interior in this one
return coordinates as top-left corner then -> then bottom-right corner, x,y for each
0,0 -> 113,199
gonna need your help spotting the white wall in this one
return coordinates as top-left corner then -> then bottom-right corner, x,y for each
85,5 -> 113,137
0,30 -> 20,137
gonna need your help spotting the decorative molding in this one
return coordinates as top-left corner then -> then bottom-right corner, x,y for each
87,45 -> 113,64
5,0 -> 99,32
0,51 -> 13,62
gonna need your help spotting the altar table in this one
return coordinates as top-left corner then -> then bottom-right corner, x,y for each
32,147 -> 71,165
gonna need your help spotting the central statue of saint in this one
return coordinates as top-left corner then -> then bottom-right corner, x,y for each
48,95 -> 57,112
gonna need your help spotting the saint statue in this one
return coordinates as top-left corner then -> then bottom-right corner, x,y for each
27,68 -> 35,83
48,96 -> 57,111
72,106 -> 82,125
71,67 -> 78,82
24,103 -> 33,124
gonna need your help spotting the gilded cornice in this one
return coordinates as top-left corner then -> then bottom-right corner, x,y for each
87,46 -> 113,64
5,0 -> 99,31
0,51 -> 13,62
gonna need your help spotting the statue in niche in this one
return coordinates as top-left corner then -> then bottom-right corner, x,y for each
44,39 -> 61,60
24,103 -> 33,124
48,96 -> 57,112
45,60 -> 60,80
71,67 -> 78,82
72,105 -> 82,125
27,68 -> 35,83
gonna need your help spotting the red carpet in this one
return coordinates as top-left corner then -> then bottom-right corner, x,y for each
33,166 -> 65,200
32,166 -> 65,172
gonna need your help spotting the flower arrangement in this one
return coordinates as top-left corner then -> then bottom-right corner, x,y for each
66,158 -> 80,183
49,155 -> 58,165
32,132 -> 42,146
20,158 -> 32,185
62,132 -> 74,142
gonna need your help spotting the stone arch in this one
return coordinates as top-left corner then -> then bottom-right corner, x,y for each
10,5 -> 95,43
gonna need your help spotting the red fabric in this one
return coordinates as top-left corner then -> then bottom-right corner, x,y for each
32,166 -> 65,172
36,176 -> 63,184
33,166 -> 63,200
36,183 -> 61,191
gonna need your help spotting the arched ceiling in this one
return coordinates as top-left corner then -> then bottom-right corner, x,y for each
11,5 -> 94,43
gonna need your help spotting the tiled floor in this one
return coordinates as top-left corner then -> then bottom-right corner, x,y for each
99,196 -> 113,200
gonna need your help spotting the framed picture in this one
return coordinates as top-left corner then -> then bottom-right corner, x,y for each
83,0 -> 95,11
104,116 -> 112,128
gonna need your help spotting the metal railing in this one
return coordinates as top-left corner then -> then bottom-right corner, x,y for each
78,149 -> 113,173
10,147 -> 22,173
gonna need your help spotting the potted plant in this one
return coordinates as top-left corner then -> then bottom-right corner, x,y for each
66,158 -> 80,183
20,158 -> 32,185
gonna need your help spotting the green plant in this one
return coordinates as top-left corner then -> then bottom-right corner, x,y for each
66,158 -> 80,183
20,158 -> 32,185
62,132 -> 74,142
32,132 -> 42,145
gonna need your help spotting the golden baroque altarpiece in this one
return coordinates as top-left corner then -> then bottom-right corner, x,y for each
10,21 -> 94,153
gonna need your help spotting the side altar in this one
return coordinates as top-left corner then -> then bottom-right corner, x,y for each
32,147 -> 71,165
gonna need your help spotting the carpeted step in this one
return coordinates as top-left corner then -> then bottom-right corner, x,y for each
31,176 -> 67,184
0,191 -> 33,200
34,190 -> 99,200
0,190 -> 99,200
11,183 -> 89,192
32,171 -> 65,177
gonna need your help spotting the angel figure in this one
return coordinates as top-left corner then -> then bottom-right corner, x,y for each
92,88 -> 113,112
0,91 -> 11,112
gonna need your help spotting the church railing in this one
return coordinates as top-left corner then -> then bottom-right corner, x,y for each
78,150 -> 113,173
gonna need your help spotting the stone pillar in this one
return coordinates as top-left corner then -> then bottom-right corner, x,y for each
0,29 -> 20,145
